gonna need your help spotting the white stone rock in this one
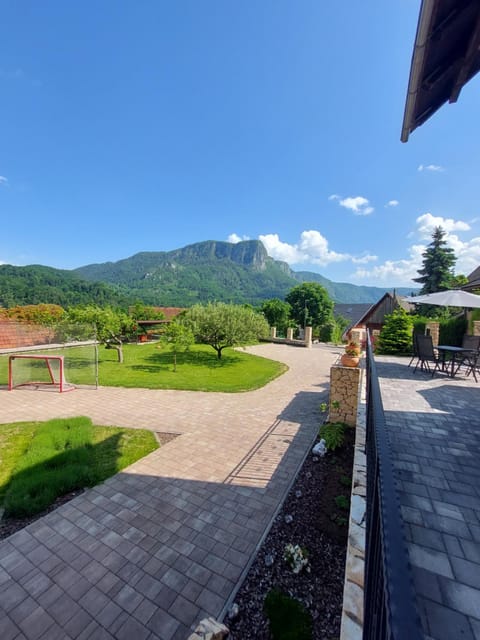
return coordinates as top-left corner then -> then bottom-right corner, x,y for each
350,494 -> 366,526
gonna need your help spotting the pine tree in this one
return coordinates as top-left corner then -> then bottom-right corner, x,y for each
376,308 -> 413,355
413,226 -> 456,294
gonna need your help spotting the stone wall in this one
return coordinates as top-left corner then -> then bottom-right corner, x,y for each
340,376 -> 366,640
425,321 -> 439,346
473,320 -> 480,336
329,364 -> 361,427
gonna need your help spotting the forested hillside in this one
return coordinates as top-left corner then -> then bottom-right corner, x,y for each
0,265 -> 132,308
0,240 -> 415,308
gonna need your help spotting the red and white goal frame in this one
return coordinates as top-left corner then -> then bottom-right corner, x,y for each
8,354 -> 75,393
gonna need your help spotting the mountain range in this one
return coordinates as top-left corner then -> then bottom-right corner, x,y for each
0,240 -> 415,308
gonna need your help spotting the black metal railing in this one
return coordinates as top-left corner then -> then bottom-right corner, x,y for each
363,332 -> 423,640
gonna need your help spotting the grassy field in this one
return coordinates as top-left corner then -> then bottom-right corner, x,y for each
0,417 -> 158,517
0,342 -> 287,392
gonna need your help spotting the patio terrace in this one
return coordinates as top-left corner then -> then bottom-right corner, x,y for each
375,354 -> 480,640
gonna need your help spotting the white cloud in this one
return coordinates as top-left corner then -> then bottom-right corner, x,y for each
386,200 -> 399,207
351,254 -> 378,264
415,212 -> 470,238
352,244 -> 425,285
0,176 -> 8,186
352,212 -> 479,285
227,233 -> 250,244
259,230 -> 351,266
339,196 -> 374,216
258,233 -> 305,263
328,194 -> 340,201
418,163 -> 445,172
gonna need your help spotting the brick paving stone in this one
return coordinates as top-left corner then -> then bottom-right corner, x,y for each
147,608 -> 181,640
114,615 -> 151,640
425,599 -> 475,640
169,594 -> 200,627
0,344 -> 337,639
438,577 -> 480,619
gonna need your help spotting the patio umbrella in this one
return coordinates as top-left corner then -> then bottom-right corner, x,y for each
404,289 -> 480,308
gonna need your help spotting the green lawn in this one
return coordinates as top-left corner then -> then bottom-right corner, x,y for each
0,342 -> 287,392
0,417 -> 158,517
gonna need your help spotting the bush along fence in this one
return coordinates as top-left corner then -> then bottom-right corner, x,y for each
363,331 -> 422,640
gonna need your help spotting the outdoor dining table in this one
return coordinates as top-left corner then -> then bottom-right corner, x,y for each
436,345 -> 478,380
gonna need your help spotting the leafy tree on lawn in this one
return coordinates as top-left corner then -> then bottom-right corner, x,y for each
64,306 -> 135,363
413,226 -> 457,294
181,302 -> 269,359
260,298 -> 292,336
285,282 -> 334,334
376,308 -> 413,355
159,321 -> 194,372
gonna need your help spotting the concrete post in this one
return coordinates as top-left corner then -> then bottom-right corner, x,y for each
270,326 -> 277,339
304,326 -> 312,348
286,327 -> 294,341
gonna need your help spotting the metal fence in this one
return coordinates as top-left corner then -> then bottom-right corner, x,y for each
363,331 -> 423,640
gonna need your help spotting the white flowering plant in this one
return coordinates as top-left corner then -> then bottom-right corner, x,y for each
283,543 -> 310,574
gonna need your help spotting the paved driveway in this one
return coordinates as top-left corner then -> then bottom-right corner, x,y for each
0,343 -> 340,640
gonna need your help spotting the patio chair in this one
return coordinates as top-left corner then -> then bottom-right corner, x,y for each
413,334 -> 442,377
408,332 -> 421,367
455,335 -> 480,380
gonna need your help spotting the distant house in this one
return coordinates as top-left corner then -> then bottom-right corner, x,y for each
135,307 -> 185,342
463,266 -> 480,292
342,292 -> 413,343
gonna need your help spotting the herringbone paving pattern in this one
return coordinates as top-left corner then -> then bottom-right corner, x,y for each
0,343 -> 339,639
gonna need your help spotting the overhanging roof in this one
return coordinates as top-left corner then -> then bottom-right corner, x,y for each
401,0 -> 480,142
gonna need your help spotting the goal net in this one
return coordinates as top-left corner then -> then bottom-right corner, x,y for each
9,354 -> 74,392
0,321 -> 98,391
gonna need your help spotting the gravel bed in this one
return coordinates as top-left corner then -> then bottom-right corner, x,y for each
227,429 -> 354,640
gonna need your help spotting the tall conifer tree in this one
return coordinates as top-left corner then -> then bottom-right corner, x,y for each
413,226 -> 456,294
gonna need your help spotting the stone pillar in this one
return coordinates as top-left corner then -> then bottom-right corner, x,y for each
329,365 -> 361,427
473,320 -> 480,337
286,327 -> 294,341
270,326 -> 277,339
425,321 -> 439,346
304,326 -> 312,348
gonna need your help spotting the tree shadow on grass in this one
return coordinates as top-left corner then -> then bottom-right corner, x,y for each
2,427 -> 124,519
142,349 -> 241,369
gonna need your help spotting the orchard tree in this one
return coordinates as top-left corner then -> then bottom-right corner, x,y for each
285,282 -> 334,333
413,226 -> 456,294
64,306 -> 135,363
181,302 -> 269,359
260,298 -> 292,335
159,321 -> 194,372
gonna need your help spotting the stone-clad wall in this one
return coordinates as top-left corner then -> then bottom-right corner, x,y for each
328,360 -> 365,640
340,376 -> 366,640
329,364 -> 361,427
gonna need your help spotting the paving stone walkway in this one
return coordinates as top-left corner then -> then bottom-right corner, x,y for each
377,356 -> 480,640
0,343 -> 340,640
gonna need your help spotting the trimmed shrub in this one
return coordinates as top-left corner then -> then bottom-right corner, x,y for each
264,589 -> 312,640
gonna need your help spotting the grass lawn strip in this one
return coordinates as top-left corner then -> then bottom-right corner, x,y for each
0,417 -> 158,518
0,343 -> 287,392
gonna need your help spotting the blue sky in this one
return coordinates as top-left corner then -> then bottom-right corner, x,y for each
2,1 -> 480,287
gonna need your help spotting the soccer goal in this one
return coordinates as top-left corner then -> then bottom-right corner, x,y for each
8,354 -> 75,392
